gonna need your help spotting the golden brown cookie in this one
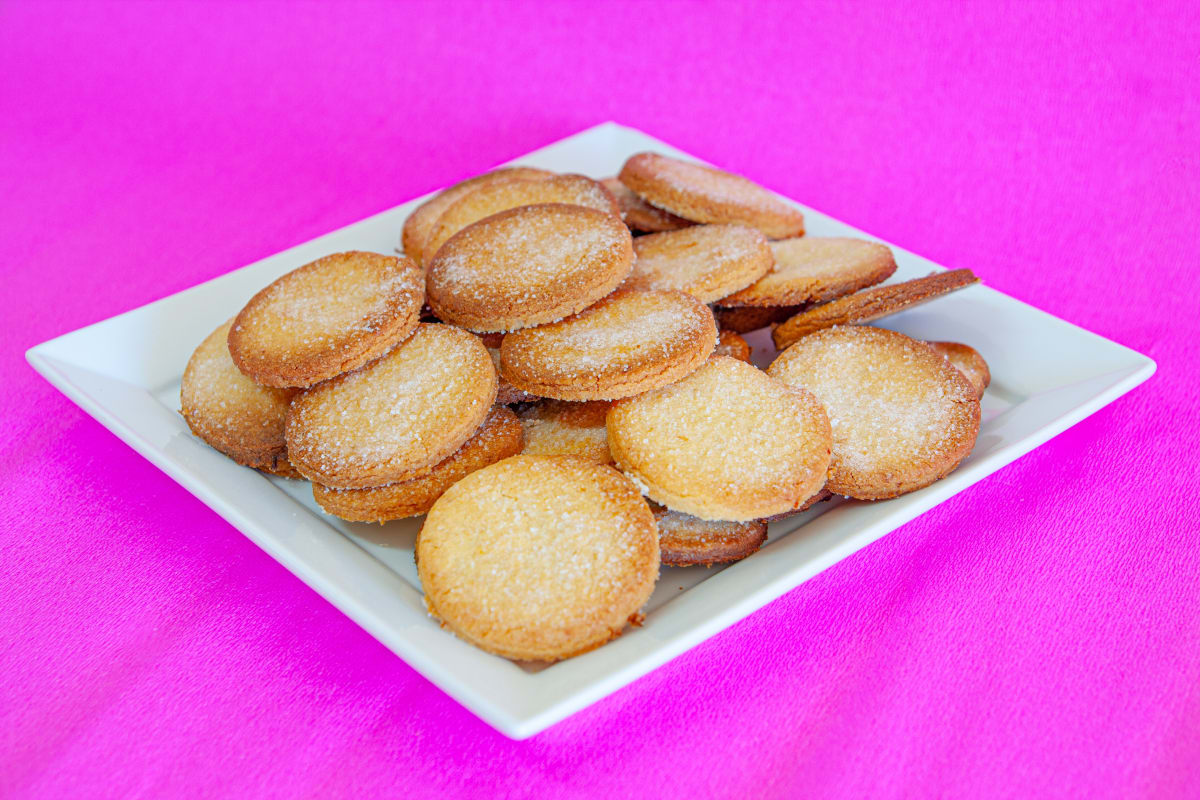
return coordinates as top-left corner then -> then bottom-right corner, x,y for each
925,341 -> 991,398
416,455 -> 659,661
601,177 -> 694,233
486,344 -> 536,404
265,455 -> 303,479
501,289 -> 717,401
312,406 -> 523,522
181,320 -> 298,472
712,304 -> 803,334
652,504 -> 768,566
426,203 -> 634,332
607,356 -> 831,521
519,400 -> 613,464
767,326 -> 980,499
423,174 -> 619,262
285,323 -> 497,488
722,237 -> 896,307
762,486 -> 832,522
228,252 -> 424,388
714,329 -> 752,363
772,269 -> 980,350
623,224 -> 773,304
402,167 -> 554,266
619,152 -> 805,239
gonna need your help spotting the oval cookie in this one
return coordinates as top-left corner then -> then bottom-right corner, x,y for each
767,326 -> 980,499
722,237 -> 897,307
426,203 -> 634,332
926,341 -> 991,398
624,224 -> 773,303
416,455 -> 659,661
285,323 -> 497,488
607,356 -> 832,521
519,400 -> 613,464
652,504 -> 767,566
228,251 -> 424,388
181,320 -> 297,473
423,173 -> 619,261
772,268 -> 980,350
619,152 -> 804,239
501,289 -> 717,401
312,406 -> 523,522
602,177 -> 693,233
402,167 -> 554,266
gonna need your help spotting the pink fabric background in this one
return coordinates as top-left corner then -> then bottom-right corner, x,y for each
3,1 -> 1198,797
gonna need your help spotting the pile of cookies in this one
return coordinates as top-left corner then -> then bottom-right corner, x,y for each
181,152 -> 988,662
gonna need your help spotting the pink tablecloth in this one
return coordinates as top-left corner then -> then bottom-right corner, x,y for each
3,2 -> 1198,797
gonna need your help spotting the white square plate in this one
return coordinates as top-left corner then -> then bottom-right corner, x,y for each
27,122 -> 1155,739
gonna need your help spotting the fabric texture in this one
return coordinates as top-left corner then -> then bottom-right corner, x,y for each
2,1 -> 1197,797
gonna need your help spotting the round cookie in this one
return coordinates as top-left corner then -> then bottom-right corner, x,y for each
228,251 -> 424,388
714,329 -> 752,363
402,167 -> 554,266
486,343 -> 536,405
519,400 -> 613,464
285,323 -> 497,488
767,326 -> 980,500
926,341 -> 991,398
619,152 -> 805,239
181,320 -> 297,472
652,504 -> 768,566
624,224 -> 773,303
762,486 -> 833,522
312,406 -> 523,522
426,203 -> 634,332
501,289 -> 717,401
722,237 -> 897,307
607,356 -> 832,521
423,174 -> 620,261
602,177 -> 693,233
416,455 -> 660,661
772,268 -> 980,350
713,304 -> 803,334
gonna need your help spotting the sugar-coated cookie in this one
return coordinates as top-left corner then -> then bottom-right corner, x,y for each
652,504 -> 767,566
714,329 -> 751,362
426,203 -> 634,332
228,252 -> 424,388
713,304 -> 803,334
602,178 -> 694,233
416,455 -> 659,661
624,224 -> 773,304
402,167 -> 553,266
181,320 -> 297,472
480,333 -> 534,404
772,269 -> 979,350
286,323 -> 496,488
619,152 -> 804,239
519,400 -> 613,464
486,344 -> 536,405
925,341 -> 990,398
762,486 -> 832,521
312,406 -> 522,522
722,237 -> 896,307
423,174 -> 619,262
501,289 -> 717,401
767,326 -> 979,499
607,356 -> 831,521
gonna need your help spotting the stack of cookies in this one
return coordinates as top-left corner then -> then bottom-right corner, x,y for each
181,152 -> 989,662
